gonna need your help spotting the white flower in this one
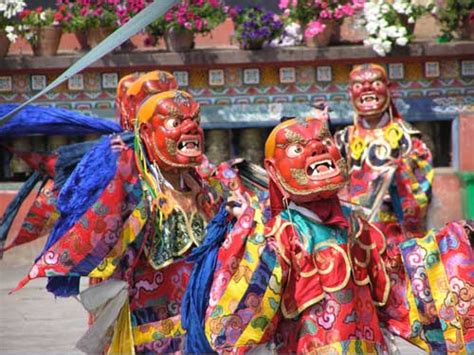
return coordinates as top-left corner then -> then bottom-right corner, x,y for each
379,28 -> 388,40
398,26 -> 407,36
0,3 -> 7,12
393,2 -> 407,14
408,16 -> 415,23
366,22 -> 379,35
381,4 -> 391,13
386,25 -> 399,38
379,19 -> 389,28
270,22 -> 302,47
39,12 -> 47,22
285,22 -> 302,38
373,43 -> 387,56
382,40 -> 392,52
6,31 -> 18,43
396,36 -> 409,46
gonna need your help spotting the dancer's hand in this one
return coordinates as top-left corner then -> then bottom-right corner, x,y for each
111,135 -> 127,152
225,190 -> 251,219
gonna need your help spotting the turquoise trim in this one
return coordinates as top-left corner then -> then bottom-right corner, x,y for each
280,208 -> 348,254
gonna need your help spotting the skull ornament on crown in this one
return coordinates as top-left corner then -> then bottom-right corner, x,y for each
349,64 -> 391,124
264,117 -> 347,204
116,70 -> 179,131
136,90 -> 204,170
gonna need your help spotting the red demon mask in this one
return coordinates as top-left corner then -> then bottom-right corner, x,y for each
264,117 -> 347,204
137,90 -> 203,170
349,64 -> 390,122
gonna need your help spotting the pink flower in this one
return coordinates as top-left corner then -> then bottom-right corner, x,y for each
177,15 -> 186,25
229,8 -> 238,18
342,4 -> 355,16
352,0 -> 365,10
304,20 -> 326,37
79,7 -> 88,16
334,7 -> 344,19
93,8 -> 102,17
193,0 -> 204,5
279,0 -> 290,9
184,21 -> 193,30
208,0 -> 219,8
164,12 -> 173,21
195,18 -> 203,31
320,9 -> 331,19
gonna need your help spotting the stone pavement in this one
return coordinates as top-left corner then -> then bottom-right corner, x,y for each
0,241 -> 88,355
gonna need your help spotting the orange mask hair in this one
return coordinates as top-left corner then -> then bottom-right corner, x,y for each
119,70 -> 179,131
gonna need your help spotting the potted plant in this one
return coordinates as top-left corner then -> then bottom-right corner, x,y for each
145,19 -> 165,47
149,0 -> 227,52
0,0 -> 26,57
55,0 -> 89,50
66,0 -> 120,48
229,5 -> 284,50
437,0 -> 474,41
18,6 -> 65,56
279,0 -> 365,47
360,0 -> 435,56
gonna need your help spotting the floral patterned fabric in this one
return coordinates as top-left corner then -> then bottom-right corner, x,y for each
205,202 -> 282,353
272,207 -> 388,354
12,145 -> 214,354
335,116 -> 436,348
400,221 -> 474,354
2,179 -> 58,252
204,203 -> 389,354
15,148 -> 143,288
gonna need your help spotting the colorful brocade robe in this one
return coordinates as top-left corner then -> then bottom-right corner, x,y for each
334,117 -> 433,238
334,117 -> 434,342
13,144 -> 213,354
204,204 -> 390,353
334,117 -> 474,352
398,220 -> 474,354
125,182 -> 211,353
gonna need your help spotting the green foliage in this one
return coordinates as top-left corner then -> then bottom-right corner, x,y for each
437,0 -> 474,40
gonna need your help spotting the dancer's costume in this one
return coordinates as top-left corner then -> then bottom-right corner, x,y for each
1,71 -> 218,354
189,116 -> 390,353
335,63 -> 474,353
